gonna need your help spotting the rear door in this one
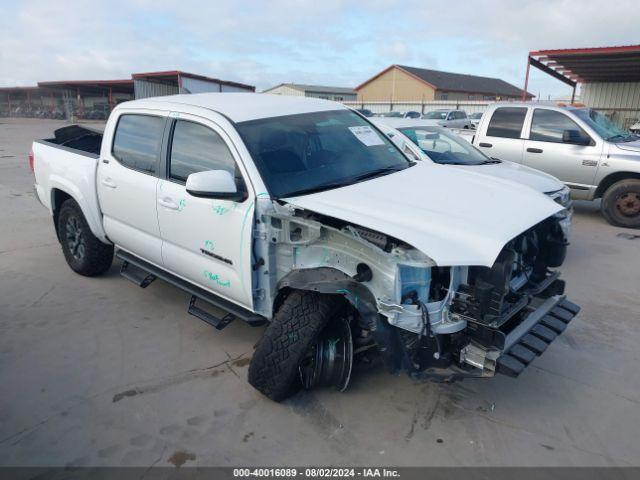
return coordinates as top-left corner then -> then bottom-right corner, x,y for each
476,107 -> 528,163
522,108 -> 602,194
156,114 -> 255,308
97,111 -> 168,265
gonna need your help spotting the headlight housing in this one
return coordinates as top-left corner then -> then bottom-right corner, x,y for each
547,185 -> 572,209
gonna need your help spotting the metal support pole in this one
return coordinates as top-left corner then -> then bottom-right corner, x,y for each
571,84 -> 576,104
522,56 -> 531,101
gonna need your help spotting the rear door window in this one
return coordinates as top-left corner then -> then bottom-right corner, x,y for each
486,107 -> 527,139
530,109 -> 589,143
112,114 -> 165,174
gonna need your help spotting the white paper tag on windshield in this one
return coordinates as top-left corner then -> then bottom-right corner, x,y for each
348,126 -> 385,146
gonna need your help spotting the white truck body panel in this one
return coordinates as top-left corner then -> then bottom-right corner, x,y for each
285,162 -> 562,267
32,141 -> 108,242
472,103 -> 640,202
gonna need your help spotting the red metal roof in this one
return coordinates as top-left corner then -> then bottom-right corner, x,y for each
529,44 -> 640,83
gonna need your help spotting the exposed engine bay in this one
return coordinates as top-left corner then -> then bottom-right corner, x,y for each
251,196 -> 579,391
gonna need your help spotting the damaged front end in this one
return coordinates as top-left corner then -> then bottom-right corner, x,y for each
378,215 -> 580,380
251,195 -> 579,389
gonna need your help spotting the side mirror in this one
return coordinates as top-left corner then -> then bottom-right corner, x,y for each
562,129 -> 591,146
185,170 -> 247,201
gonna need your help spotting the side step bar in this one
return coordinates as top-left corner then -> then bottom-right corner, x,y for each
120,261 -> 157,288
116,250 -> 267,330
496,298 -> 580,377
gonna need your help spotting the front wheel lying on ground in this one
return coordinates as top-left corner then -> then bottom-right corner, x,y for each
248,291 -> 353,402
601,179 -> 640,228
57,198 -> 114,276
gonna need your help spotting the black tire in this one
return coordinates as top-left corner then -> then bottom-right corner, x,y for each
248,291 -> 342,401
601,179 -> 640,228
57,199 -> 114,276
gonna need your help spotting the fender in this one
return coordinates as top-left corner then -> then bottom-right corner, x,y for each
49,176 -> 109,243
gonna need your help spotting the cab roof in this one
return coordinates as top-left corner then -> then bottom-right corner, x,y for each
118,92 -> 347,123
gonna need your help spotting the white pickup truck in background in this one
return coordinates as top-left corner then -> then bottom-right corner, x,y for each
473,103 -> 640,228
30,93 -> 580,401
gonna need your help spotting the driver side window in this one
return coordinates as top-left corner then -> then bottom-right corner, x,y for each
169,120 -> 239,184
530,109 -> 590,144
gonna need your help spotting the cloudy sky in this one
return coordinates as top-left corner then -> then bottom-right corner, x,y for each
1,0 -> 638,98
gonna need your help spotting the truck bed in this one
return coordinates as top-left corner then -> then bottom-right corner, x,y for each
32,124 -> 108,242
42,125 -> 103,156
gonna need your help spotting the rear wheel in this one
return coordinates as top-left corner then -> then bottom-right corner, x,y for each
601,179 -> 640,228
58,199 -> 114,276
248,291 -> 353,402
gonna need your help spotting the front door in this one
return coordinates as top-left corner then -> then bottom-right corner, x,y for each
156,114 -> 255,309
97,112 -> 167,265
523,108 -> 602,196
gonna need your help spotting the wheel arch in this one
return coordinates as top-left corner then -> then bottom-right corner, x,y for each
274,267 -> 379,328
595,171 -> 640,199
49,185 -> 109,244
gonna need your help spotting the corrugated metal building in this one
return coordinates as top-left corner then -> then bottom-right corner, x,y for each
132,70 -> 255,99
263,83 -> 356,101
526,45 -> 640,129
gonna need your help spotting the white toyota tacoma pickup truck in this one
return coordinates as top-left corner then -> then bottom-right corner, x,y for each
31,93 -> 580,401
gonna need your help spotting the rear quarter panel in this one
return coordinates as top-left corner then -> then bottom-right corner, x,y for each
32,141 -> 108,242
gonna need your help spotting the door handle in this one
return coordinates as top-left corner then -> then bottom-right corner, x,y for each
527,148 -> 543,153
158,197 -> 179,210
479,142 -> 492,148
101,178 -> 117,188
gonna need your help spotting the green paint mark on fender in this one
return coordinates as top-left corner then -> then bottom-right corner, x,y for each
178,199 -> 186,212
204,240 -> 214,251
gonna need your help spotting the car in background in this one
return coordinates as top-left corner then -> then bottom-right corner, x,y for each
469,112 -> 483,129
630,120 -> 640,134
374,110 -> 421,119
422,109 -> 472,129
355,108 -> 374,117
473,102 -> 640,228
371,118 -> 573,219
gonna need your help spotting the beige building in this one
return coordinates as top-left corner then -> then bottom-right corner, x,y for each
263,83 -> 356,102
355,65 -> 533,102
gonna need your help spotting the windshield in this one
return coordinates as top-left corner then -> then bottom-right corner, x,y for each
423,111 -> 447,120
470,112 -> 483,119
398,126 -> 491,165
573,109 -> 635,142
236,109 -> 411,198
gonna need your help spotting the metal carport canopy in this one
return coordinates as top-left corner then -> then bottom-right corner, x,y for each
523,44 -> 640,100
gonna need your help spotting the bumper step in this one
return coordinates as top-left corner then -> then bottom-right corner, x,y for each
497,297 -> 579,378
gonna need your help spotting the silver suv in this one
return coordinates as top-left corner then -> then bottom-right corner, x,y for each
474,103 -> 640,228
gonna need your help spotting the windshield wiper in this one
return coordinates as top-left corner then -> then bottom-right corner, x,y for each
282,166 -> 407,198
348,165 -> 407,182
283,180 -> 358,198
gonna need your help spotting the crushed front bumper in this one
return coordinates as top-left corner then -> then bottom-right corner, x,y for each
495,297 -> 580,377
